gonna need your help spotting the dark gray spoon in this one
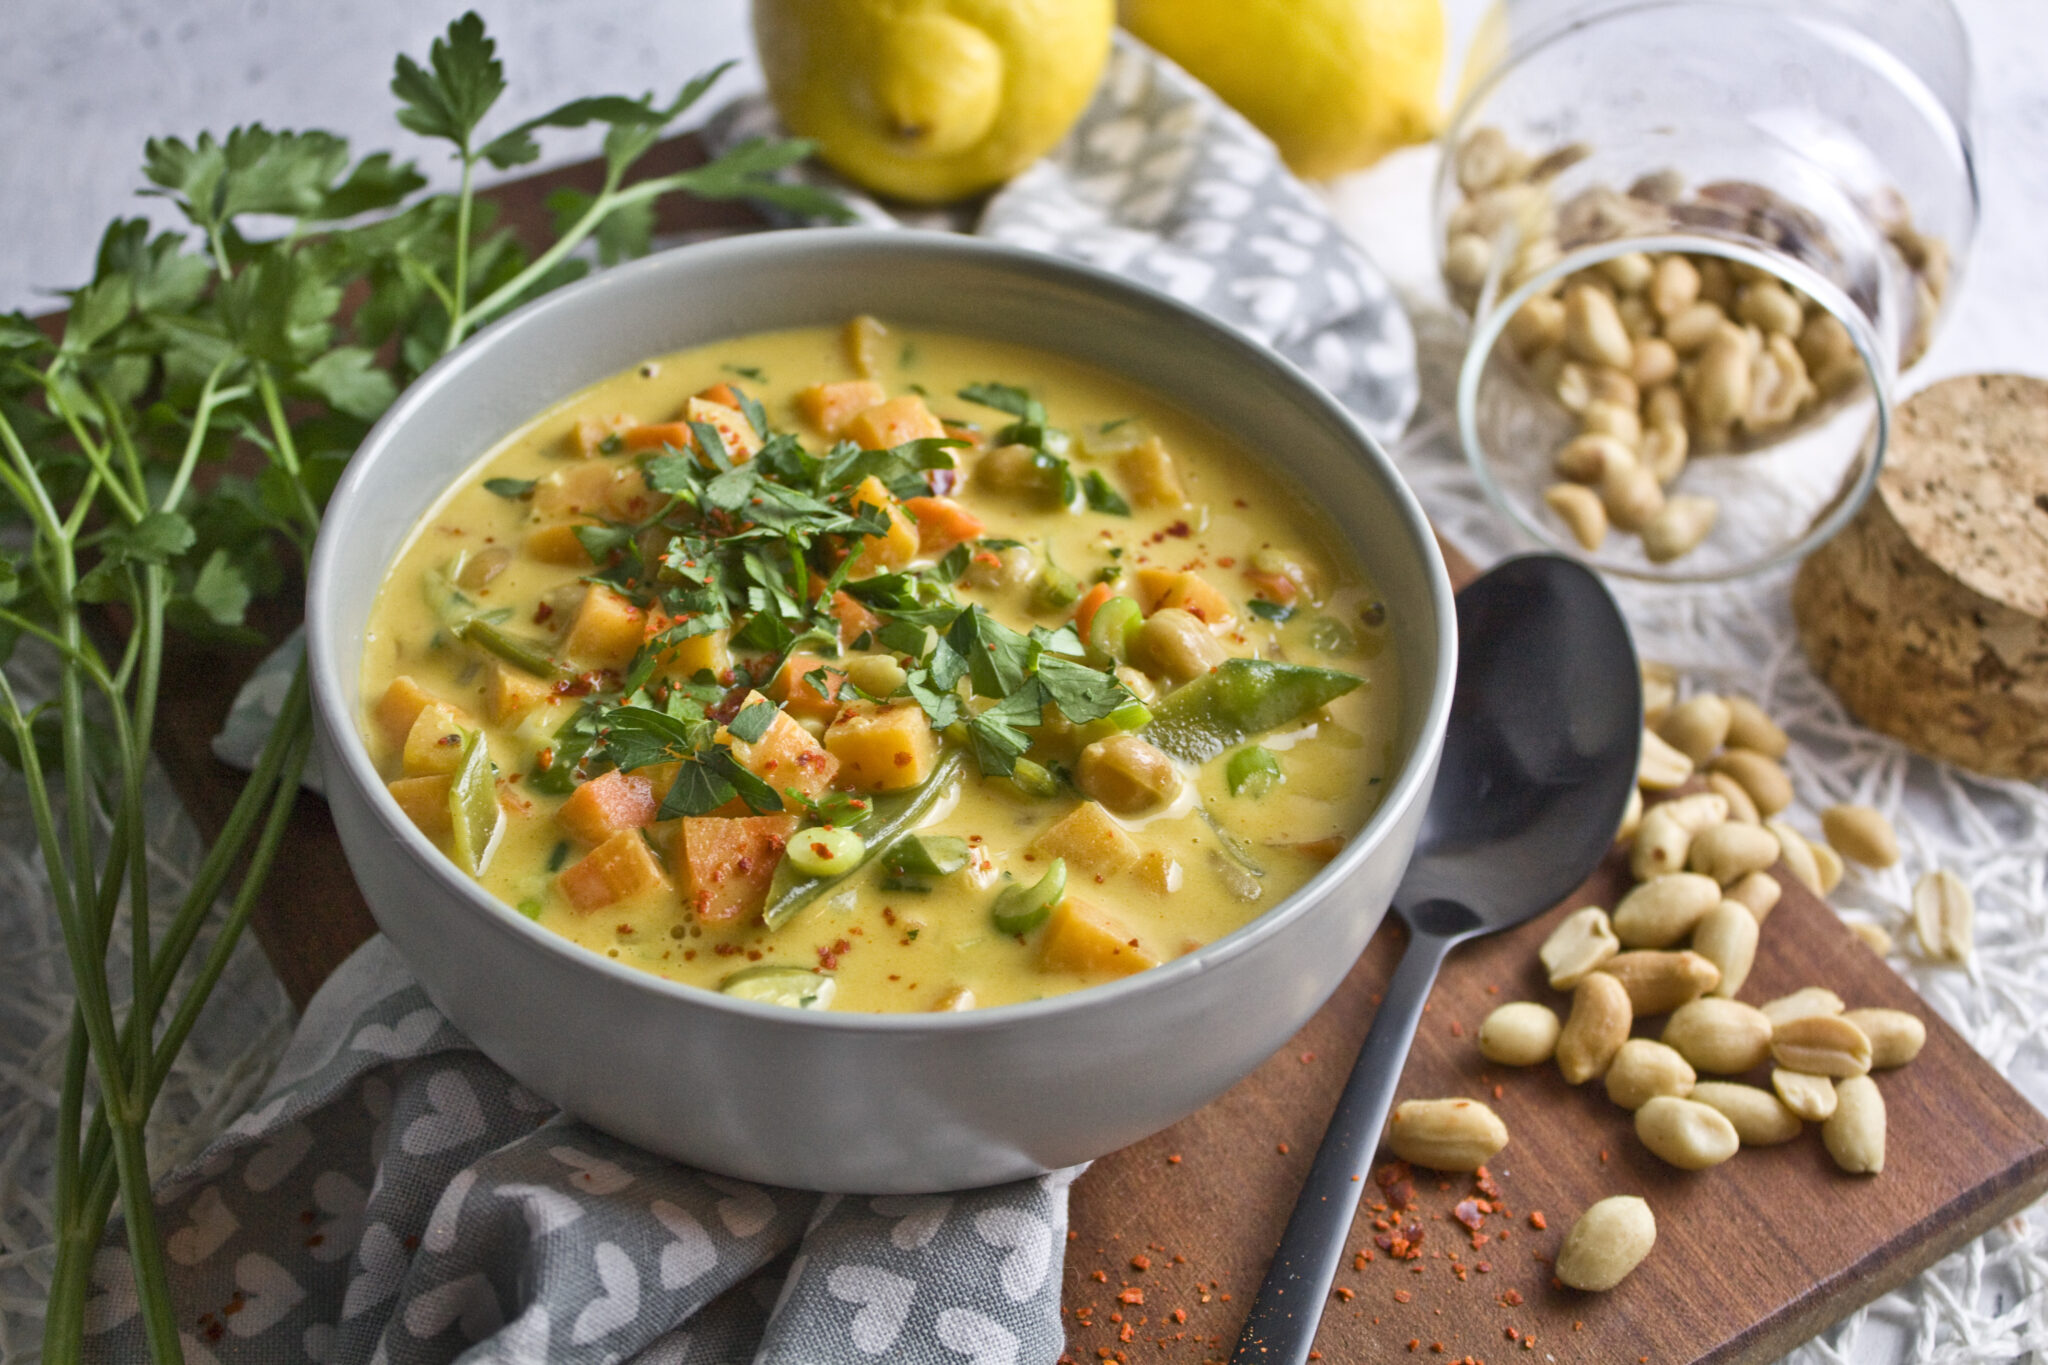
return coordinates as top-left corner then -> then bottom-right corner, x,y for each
1231,553 -> 1642,1364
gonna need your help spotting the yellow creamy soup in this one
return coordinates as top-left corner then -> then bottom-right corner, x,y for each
361,321 -> 1399,1012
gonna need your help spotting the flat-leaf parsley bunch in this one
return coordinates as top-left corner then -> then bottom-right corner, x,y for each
1,16 -> 843,1363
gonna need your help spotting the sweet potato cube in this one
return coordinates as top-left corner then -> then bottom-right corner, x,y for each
374,676 -> 439,749
642,612 -> 731,684
525,522 -> 593,567
722,691 -> 840,802
1117,436 -> 1186,509
830,591 -> 881,648
903,496 -> 984,557
769,653 -> 847,724
1030,801 -> 1140,878
847,475 -> 919,576
487,662 -> 552,724
388,774 -> 454,841
619,421 -> 693,454
824,699 -> 938,792
402,702 -> 472,777
558,769 -> 661,846
675,814 -> 795,923
684,396 -> 761,462
844,394 -> 946,450
796,380 -> 887,437
534,462 -> 652,521
572,412 -> 633,458
1134,569 -> 1235,627
561,585 -> 646,672
1040,898 -> 1161,978
559,829 -> 671,912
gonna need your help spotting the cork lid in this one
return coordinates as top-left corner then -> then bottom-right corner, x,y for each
1879,373 -> 2048,618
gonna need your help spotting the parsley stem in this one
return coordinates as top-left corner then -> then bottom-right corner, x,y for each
450,150 -> 477,340
161,361 -> 234,514
256,366 -> 326,541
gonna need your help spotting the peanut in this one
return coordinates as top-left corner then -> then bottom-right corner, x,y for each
1544,482 -> 1609,550
1820,804 -> 1899,868
1912,869 -> 1974,963
1600,949 -> 1721,1015
1629,805 -> 1694,882
1822,1076 -> 1885,1174
1640,660 -> 1678,724
1769,820 -> 1824,895
1725,870 -> 1782,922
1635,1095 -> 1741,1169
1636,728 -> 1695,791
1507,294 -> 1568,356
1722,695 -> 1789,757
1454,126 -> 1518,194
1631,336 -> 1679,390
1643,384 -> 1686,431
1555,433 -> 1637,484
1662,997 -> 1774,1074
1842,1008 -> 1926,1069
1690,1083 -> 1800,1148
1649,256 -> 1701,319
1581,399 -> 1643,446
1542,906 -> 1622,990
1656,694 -> 1731,761
1641,421 -> 1689,484
1565,283 -> 1637,370
1597,251 -> 1654,293
1613,872 -> 1722,948
1809,838 -> 1845,895
1687,822 -> 1781,885
1709,749 -> 1793,816
1478,1002 -> 1562,1067
1601,460 -> 1666,533
1736,280 -> 1804,335
1692,901 -> 1760,998
1771,1068 -> 1838,1121
1385,1098 -> 1510,1172
1641,495 -> 1718,563
1616,785 -> 1644,843
1605,1039 -> 1698,1110
1847,921 -> 1893,955
1761,987 -> 1844,1028
1660,791 -> 1731,833
1663,300 -> 1726,353
1557,972 -> 1633,1084
1770,1013 -> 1873,1077
1706,771 -> 1761,824
1443,233 -> 1494,291
1555,1196 -> 1656,1291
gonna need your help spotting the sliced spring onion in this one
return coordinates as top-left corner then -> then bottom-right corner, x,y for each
1226,745 -> 1283,797
991,858 -> 1067,934
719,965 -> 837,1009
787,825 -> 868,878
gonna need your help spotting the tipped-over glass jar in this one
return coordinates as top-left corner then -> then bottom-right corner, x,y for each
1435,0 -> 1977,582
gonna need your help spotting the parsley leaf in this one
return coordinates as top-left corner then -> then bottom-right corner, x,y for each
727,699 -> 778,745
1081,469 -> 1132,516
482,476 -> 536,499
1037,655 -> 1137,725
1248,598 -> 1294,623
958,381 -> 1046,426
945,605 -> 1033,698
963,682 -> 1046,778
390,11 -> 506,152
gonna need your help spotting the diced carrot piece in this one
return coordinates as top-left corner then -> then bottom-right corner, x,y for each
572,413 -> 633,458
1244,569 -> 1300,605
847,475 -> 919,576
487,662 -> 551,724
388,774 -> 454,841
1134,569 -> 1235,627
619,421 -> 694,454
402,702 -> 472,777
769,652 -> 848,724
561,584 -> 646,672
674,815 -> 795,923
1117,436 -> 1185,508
684,397 -> 761,462
558,769 -> 661,846
374,676 -> 439,749
1031,801 -> 1139,877
533,462 -> 652,520
1072,582 -> 1113,639
796,380 -> 887,437
1041,898 -> 1160,977
824,699 -> 939,792
720,691 -> 840,803
830,591 -> 881,648
903,496 -> 984,557
559,829 -> 671,912
845,394 -> 946,450
525,522 -> 593,567
696,382 -> 741,407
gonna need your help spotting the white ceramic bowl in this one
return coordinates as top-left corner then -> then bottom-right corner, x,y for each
306,229 -> 1456,1193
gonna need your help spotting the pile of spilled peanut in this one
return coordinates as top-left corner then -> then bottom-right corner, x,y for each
1382,667 -> 1975,1292
1441,126 -> 1950,565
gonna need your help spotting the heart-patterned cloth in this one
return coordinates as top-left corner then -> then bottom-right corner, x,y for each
85,937 -> 1078,1365
172,34 -> 1419,1365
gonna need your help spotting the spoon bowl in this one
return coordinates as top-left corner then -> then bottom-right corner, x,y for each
1233,554 -> 1641,1362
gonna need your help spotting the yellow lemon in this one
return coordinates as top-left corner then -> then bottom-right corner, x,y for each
754,0 -> 1115,204
1121,0 -> 1445,179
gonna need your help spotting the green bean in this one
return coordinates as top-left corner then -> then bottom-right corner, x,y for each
446,730 -> 501,875
456,617 -> 563,679
761,749 -> 965,930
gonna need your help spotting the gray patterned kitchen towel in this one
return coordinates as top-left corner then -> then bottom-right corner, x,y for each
84,937 -> 1076,1365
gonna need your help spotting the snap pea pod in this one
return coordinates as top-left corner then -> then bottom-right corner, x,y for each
1145,659 -> 1363,763
447,730 -> 503,875
761,749 -> 966,930
456,617 -> 564,679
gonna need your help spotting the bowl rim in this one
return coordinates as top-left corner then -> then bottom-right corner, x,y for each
307,226 -> 1458,1034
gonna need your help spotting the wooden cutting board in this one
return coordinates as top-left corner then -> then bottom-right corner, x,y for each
127,136 -> 2048,1364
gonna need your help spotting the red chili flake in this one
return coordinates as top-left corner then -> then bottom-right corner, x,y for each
1165,520 -> 1192,538
1118,1289 -> 1143,1305
1167,1153 -> 1182,1164
1408,1340 -> 1421,1353
1300,1052 -> 1316,1064
1453,1200 -> 1485,1230
1475,1261 -> 1491,1274
1393,1290 -> 1412,1303
1449,1020 -> 1465,1037
1276,1142 -> 1291,1154
1171,1309 -> 1187,1325
1333,1287 -> 1355,1302
1131,1255 -> 1151,1271
1091,1270 -> 1109,1283
1499,1289 -> 1524,1307
1528,1211 -> 1547,1230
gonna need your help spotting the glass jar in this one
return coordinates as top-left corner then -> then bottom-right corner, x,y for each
1435,0 -> 1977,581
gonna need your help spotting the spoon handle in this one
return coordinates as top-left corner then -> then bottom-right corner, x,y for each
1229,926 -> 1457,1365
